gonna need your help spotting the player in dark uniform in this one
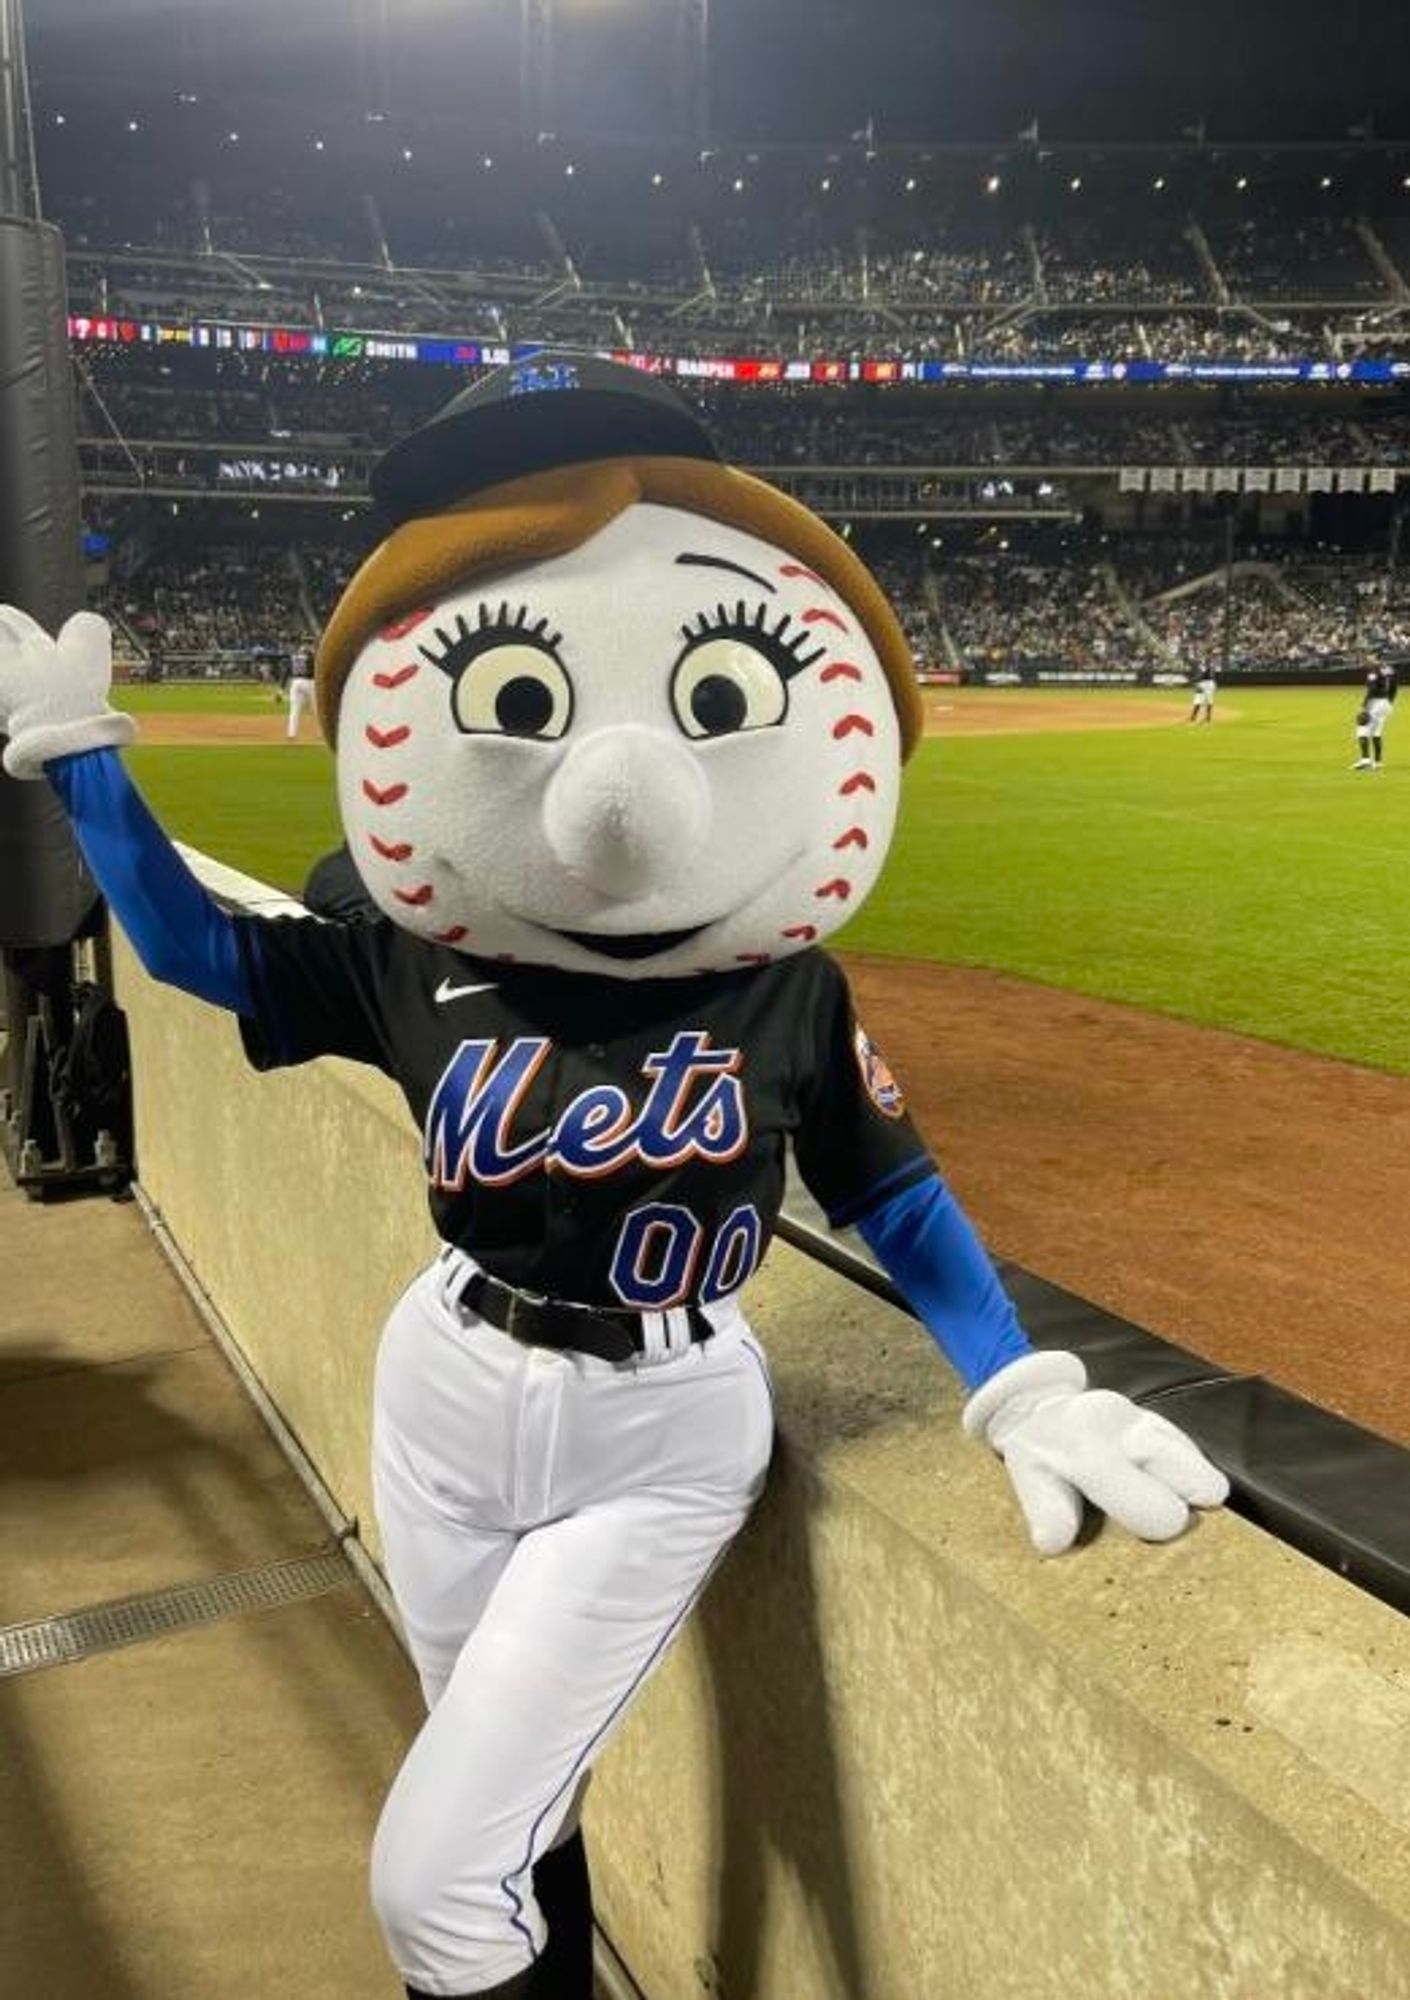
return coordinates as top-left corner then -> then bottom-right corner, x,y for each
1353,661 -> 1397,770
0,355 -> 1226,2000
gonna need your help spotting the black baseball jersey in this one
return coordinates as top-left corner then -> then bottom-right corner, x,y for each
1366,666 -> 1398,703
233,918 -> 933,1310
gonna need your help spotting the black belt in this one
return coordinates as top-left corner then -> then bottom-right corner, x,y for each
453,1266 -> 714,1364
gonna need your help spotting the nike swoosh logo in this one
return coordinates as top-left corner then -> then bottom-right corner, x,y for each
434,978 -> 498,1005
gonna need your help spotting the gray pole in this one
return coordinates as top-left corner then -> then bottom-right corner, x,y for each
0,0 -> 115,1190
0,0 -> 38,218
1220,503 -> 1235,676
675,0 -> 710,151
521,0 -> 555,139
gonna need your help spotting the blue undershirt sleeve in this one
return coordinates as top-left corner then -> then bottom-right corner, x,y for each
46,747 -> 254,1014
855,1170 -> 1033,1389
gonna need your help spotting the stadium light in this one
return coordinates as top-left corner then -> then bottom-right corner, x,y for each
313,138 -> 325,152
904,176 -> 917,192
1235,176 -> 1248,190
1320,176 -> 1333,189
985,173 -> 1001,194
733,176 -> 744,192
53,112 -> 63,126
126,119 -> 139,132
651,171 -> 663,186
1153,176 -> 1165,189
1069,176 -> 1082,191
820,176 -> 831,191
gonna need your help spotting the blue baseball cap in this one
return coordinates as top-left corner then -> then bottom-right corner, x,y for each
371,349 -> 721,525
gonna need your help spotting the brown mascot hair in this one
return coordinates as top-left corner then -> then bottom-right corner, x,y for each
316,457 -> 924,757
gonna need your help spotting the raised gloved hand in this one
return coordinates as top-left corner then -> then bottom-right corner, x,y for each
0,606 -> 136,779
963,1349 -> 1229,1556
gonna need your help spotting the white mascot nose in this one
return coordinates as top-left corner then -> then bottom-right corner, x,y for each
543,726 -> 712,900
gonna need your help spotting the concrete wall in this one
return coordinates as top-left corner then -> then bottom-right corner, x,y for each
114,870 -> 1410,2000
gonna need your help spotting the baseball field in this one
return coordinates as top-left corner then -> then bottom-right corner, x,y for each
115,679 -> 1410,1073
111,676 -> 1410,1450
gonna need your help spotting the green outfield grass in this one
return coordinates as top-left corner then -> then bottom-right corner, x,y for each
116,682 -> 1410,1075
123,744 -> 342,897
839,686 -> 1410,1073
114,682 -> 281,716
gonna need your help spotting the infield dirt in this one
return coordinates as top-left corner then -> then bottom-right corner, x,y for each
842,951 -> 1410,1451
133,688 -> 1204,747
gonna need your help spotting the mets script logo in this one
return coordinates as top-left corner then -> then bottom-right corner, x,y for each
853,1025 -> 905,1119
424,1031 -> 748,1189
508,359 -> 581,397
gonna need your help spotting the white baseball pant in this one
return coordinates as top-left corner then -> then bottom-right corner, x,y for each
286,674 -> 317,737
368,1255 -> 774,1996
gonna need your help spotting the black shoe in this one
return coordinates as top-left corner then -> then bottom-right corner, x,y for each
529,1829 -> 595,1999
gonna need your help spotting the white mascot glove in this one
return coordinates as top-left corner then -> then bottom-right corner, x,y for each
0,605 -> 136,780
963,1350 -> 1229,1556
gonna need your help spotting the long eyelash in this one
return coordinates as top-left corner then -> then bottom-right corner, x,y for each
418,603 -> 563,670
678,601 -> 828,675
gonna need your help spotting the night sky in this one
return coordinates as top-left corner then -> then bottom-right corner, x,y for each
21,0 -> 1410,146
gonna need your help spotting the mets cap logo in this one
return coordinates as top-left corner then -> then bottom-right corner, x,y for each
853,1025 -> 905,1119
510,359 -> 581,397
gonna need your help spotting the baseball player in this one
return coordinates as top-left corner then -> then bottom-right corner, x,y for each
0,354 -> 1227,2000
285,640 -> 317,738
1187,666 -> 1216,724
1352,661 -> 1397,770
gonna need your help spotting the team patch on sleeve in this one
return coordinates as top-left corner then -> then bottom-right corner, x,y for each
853,1024 -> 905,1118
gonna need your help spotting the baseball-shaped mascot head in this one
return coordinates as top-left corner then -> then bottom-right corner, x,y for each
316,354 -> 922,977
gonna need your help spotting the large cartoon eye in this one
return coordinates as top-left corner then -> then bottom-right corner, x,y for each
451,643 -> 573,738
420,606 -> 572,740
672,637 -> 788,738
670,604 -> 824,740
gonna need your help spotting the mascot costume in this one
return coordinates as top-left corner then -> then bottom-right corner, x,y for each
0,353 -> 1227,1999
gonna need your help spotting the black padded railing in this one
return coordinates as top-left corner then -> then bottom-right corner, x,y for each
778,1175 -> 1410,1616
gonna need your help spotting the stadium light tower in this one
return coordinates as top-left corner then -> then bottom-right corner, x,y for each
521,0 -> 556,139
674,0 -> 709,151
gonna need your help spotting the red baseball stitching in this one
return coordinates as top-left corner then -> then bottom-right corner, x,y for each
362,779 -> 409,807
832,715 -> 874,741
779,564 -> 826,588
393,883 -> 435,907
369,836 -> 414,862
803,608 -> 849,631
833,827 -> 869,851
814,879 -> 852,900
735,952 -> 772,965
379,609 -> 432,641
781,924 -> 818,942
821,662 -> 864,684
372,664 -> 419,690
433,926 -> 469,945
839,772 -> 877,795
365,723 -> 412,749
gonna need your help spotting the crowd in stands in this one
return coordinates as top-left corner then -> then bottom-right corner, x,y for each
99,544 -> 311,668
73,347 -> 1410,482
55,150 -> 1410,370
84,506 -> 1410,685
937,545 -> 1137,676
1206,215 -> 1384,301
